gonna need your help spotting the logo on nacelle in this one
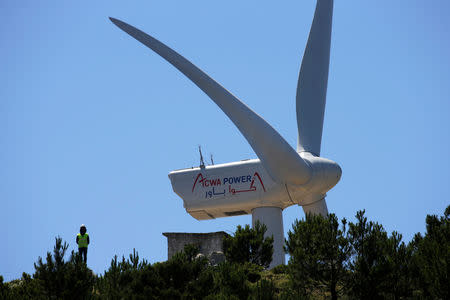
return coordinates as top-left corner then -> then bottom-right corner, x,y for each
192,172 -> 266,199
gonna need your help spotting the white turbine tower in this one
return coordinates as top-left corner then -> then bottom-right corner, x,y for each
110,0 -> 340,268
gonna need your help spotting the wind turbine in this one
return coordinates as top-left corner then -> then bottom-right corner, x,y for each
110,0 -> 340,268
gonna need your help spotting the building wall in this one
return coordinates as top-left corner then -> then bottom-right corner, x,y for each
162,232 -> 228,259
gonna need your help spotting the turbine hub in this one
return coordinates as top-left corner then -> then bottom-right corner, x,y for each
286,152 -> 341,206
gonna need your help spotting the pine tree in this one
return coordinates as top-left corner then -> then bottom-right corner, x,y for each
347,210 -> 392,299
32,236 -> 95,299
410,205 -> 450,299
286,213 -> 350,299
383,231 -> 414,299
223,221 -> 274,269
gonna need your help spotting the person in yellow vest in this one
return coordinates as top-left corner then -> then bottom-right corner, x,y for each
76,224 -> 90,263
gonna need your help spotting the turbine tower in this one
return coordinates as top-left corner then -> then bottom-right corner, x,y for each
110,0 -> 340,268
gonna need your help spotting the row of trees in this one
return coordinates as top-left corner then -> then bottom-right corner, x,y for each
1,205 -> 448,299
285,208 -> 449,299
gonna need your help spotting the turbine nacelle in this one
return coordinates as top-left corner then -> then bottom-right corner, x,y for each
167,153 -> 340,220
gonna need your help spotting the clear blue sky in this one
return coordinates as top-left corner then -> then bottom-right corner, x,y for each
1,0 -> 449,281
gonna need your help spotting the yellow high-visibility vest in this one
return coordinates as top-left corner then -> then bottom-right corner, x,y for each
77,233 -> 89,248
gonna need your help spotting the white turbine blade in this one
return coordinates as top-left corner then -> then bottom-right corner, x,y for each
110,17 -> 311,185
296,0 -> 333,156
302,198 -> 328,216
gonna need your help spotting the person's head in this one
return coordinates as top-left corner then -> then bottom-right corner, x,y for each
80,224 -> 87,235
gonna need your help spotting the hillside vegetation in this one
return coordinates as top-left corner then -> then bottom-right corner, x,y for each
1,206 -> 449,299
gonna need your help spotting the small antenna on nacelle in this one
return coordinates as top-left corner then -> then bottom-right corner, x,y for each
198,145 -> 205,169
